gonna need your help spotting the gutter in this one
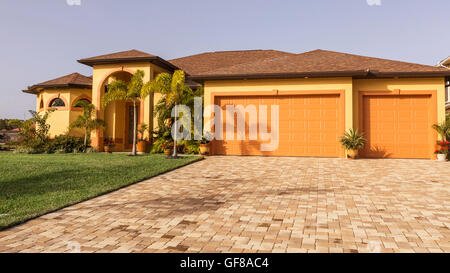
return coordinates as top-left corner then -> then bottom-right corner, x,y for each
190,70 -> 450,82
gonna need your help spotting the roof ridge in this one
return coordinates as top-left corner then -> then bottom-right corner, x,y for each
169,49 -> 294,61
302,49 -> 441,69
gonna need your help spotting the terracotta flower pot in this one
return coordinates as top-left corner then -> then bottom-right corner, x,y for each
164,149 -> 173,157
104,146 -> 112,154
199,143 -> 210,155
347,149 -> 358,159
137,141 -> 148,154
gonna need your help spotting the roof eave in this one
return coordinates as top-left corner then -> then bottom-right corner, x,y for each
191,70 -> 450,81
190,70 -> 369,81
22,83 -> 92,95
77,56 -> 181,73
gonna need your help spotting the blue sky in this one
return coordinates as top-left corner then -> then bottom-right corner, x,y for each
0,0 -> 449,119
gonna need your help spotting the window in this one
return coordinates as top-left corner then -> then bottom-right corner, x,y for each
49,98 -> 65,107
39,99 -> 44,109
74,98 -> 91,107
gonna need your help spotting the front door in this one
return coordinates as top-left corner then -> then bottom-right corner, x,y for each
125,102 -> 140,150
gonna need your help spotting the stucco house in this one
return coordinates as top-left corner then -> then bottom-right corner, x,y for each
23,49 -> 450,159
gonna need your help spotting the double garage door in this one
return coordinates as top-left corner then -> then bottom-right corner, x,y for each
212,92 -> 435,159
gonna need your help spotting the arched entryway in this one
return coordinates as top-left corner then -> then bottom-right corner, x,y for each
94,70 -> 145,152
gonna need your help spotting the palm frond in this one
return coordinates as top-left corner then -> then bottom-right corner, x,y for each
128,70 -> 145,99
102,88 -> 127,108
340,128 -> 366,150
141,81 -> 153,99
150,73 -> 172,94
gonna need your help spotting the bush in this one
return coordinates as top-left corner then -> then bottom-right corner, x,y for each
151,137 -> 167,153
181,140 -> 200,154
46,135 -> 88,154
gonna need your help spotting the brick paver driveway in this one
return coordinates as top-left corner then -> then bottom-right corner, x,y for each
1,156 -> 449,253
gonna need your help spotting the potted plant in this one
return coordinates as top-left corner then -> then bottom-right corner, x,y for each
199,132 -> 212,155
161,141 -> 174,157
339,129 -> 366,159
137,124 -> 149,154
435,140 -> 449,161
103,137 -> 114,153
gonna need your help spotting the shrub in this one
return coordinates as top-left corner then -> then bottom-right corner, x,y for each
181,140 -> 200,154
47,135 -> 87,154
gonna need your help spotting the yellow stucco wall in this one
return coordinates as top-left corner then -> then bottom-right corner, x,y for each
36,88 -> 92,137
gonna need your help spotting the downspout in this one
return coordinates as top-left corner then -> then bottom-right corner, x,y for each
445,77 -> 450,111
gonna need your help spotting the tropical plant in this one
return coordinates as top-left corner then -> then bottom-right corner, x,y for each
340,128 -> 366,150
69,100 -> 106,151
102,70 -> 151,156
147,70 -> 196,158
431,114 -> 450,141
137,123 -> 148,142
181,139 -> 200,154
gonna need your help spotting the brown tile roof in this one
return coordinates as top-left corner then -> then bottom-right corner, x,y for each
178,49 -> 450,80
78,49 -> 178,71
23,72 -> 92,94
169,49 -> 295,75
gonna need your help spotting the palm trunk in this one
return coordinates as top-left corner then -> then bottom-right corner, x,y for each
132,100 -> 137,156
84,130 -> 88,151
172,117 -> 177,158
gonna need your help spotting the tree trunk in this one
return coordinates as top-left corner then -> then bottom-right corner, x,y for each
132,100 -> 137,156
172,115 -> 178,158
84,128 -> 88,151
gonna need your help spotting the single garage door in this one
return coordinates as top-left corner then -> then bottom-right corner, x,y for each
213,94 -> 343,157
360,95 -> 434,159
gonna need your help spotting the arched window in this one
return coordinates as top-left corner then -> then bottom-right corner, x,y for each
49,98 -> 65,107
74,98 -> 91,107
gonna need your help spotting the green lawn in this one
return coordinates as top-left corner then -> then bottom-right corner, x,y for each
0,152 -> 201,229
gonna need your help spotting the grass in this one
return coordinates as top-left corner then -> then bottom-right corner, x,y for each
0,152 -> 201,229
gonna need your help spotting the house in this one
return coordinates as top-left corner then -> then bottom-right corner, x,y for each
0,128 -> 21,143
23,49 -> 450,159
437,56 -> 450,111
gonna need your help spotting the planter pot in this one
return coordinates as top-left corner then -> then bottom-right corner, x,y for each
164,149 -> 173,157
199,143 -> 210,155
104,146 -> 112,154
137,141 -> 148,154
347,149 -> 358,159
437,153 -> 447,162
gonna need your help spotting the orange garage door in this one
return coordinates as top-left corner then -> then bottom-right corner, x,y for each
213,94 -> 343,157
360,95 -> 435,159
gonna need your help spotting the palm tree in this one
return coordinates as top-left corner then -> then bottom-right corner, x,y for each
69,101 -> 106,151
102,70 -> 150,156
145,70 -> 191,158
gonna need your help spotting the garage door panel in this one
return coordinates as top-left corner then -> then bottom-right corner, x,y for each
361,95 -> 433,159
214,94 -> 342,157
